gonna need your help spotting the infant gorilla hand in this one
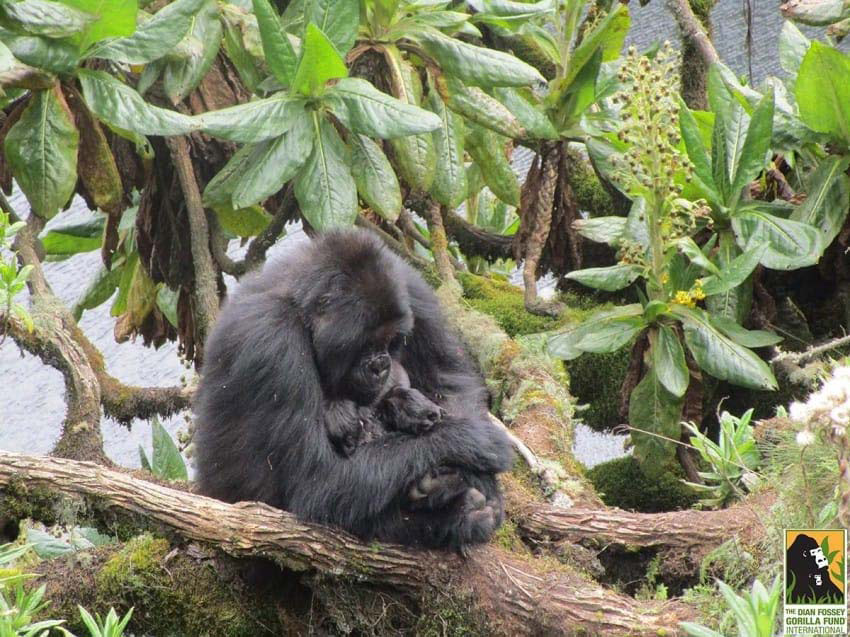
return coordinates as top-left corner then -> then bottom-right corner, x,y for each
325,400 -> 380,458
377,386 -> 444,435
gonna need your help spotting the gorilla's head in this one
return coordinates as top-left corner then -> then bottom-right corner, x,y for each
292,230 -> 414,404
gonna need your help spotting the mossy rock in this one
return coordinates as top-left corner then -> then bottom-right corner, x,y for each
457,272 -> 562,337
587,456 -> 699,512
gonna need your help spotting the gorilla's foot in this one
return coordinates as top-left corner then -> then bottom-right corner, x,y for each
458,488 -> 499,556
407,467 -> 466,510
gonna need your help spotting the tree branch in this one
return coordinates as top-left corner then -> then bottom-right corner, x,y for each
666,0 -> 719,67
0,451 -> 696,635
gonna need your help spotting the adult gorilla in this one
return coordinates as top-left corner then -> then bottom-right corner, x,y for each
193,229 -> 514,549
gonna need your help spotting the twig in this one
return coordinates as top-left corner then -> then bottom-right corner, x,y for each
770,334 -> 850,365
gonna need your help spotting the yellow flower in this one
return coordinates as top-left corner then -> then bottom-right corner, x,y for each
691,282 -> 706,301
661,272 -> 670,284
674,290 -> 695,308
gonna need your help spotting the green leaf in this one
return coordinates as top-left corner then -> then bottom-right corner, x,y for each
554,48 -> 600,128
78,69 -> 199,136
427,90 -> 467,208
294,113 -> 357,230
326,77 -> 441,138
305,0 -> 358,55
0,28 -> 79,72
215,204 -> 272,237
779,20 -> 810,77
26,528 -> 73,559
699,242 -> 765,296
679,101 -> 718,201
732,202 -> 823,270
385,51 -> 435,190
292,22 -> 347,96
730,90 -> 774,199
162,0 -> 222,103
781,0 -> 848,25
465,123 -> 519,206
790,155 -> 850,248
156,284 -> 179,327
415,28 -> 544,87
565,263 -> 642,291
4,87 -> 78,219
196,94 -> 308,143
221,10 -> 263,92
1,0 -> 95,38
72,263 -> 123,320
203,143 -> 256,209
672,305 -> 777,390
148,418 -> 188,481
41,217 -> 104,256
679,622 -> 723,637
709,315 -> 782,348
548,304 -> 643,360
493,86 -> 557,140
676,237 -> 720,275
253,0 -> 297,86
561,4 -> 629,88
232,110 -> 315,208
795,41 -> 850,144
653,325 -> 689,398
89,0 -> 207,64
629,366 -> 682,476
58,0 -> 137,50
350,134 -> 401,220
444,77 -> 523,138
705,230 -> 750,323
575,315 -> 646,354
573,216 -> 626,246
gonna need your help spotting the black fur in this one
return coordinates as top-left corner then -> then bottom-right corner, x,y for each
193,229 -> 514,549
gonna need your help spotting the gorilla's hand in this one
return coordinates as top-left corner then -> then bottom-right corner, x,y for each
325,399 -> 367,457
406,467 -> 467,510
378,386 -> 444,435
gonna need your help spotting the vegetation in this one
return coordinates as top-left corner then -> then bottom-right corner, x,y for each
2,0 -> 850,632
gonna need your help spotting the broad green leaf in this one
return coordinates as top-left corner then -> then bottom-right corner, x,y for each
653,325 -> 689,397
709,315 -> 782,348
72,263 -> 123,319
292,23 -> 347,96
40,217 -> 103,256
253,0 -> 297,86
214,204 -> 271,237
385,50 -> 435,190
110,251 -> 137,316
478,0 -> 554,18
790,155 -> 850,248
349,134 -> 402,220
415,28 -> 544,87
779,20 -> 810,76
796,41 -> 850,144
326,77 -> 441,138
59,0 -> 137,50
732,202 -> 823,270
157,285 -> 179,327
162,0 -> 222,103
554,48 -> 600,128
222,10 -> 263,92
561,4 -> 629,88
679,622 -> 723,637
575,315 -> 646,354
699,242 -> 765,296
629,366 -> 682,476
548,304 -> 643,360
493,86 -> 557,140
0,29 -> 79,73
676,237 -> 720,275
444,77 -> 523,138
203,143 -> 256,208
465,123 -> 519,206
679,102 -> 718,201
781,0 -> 848,25
1,0 -> 95,38
672,305 -> 777,390
705,230 -> 751,323
427,90 -> 466,208
294,113 -> 357,230
196,94 -> 308,142
89,0 -> 206,64
565,263 -> 642,291
305,0 -> 358,55
79,69 -> 199,136
26,529 -> 73,559
232,110 -> 314,208
730,90 -> 774,199
573,216 -> 626,246
4,87 -> 78,219
149,417 -> 188,481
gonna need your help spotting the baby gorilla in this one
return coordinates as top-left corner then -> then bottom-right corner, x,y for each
326,358 -> 444,457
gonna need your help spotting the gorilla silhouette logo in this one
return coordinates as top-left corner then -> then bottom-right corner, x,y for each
786,534 -> 844,605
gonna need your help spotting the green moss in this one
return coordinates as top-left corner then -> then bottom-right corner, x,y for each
491,519 -> 527,554
565,348 -> 631,432
587,456 -> 699,512
569,153 -> 617,218
457,272 -> 561,337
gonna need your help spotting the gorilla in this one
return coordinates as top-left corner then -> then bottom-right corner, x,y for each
193,229 -> 514,549
786,534 -> 844,604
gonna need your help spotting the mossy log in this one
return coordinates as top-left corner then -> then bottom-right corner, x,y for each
0,451 -> 700,635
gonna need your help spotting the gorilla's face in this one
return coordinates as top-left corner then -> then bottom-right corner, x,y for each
306,266 -> 412,405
